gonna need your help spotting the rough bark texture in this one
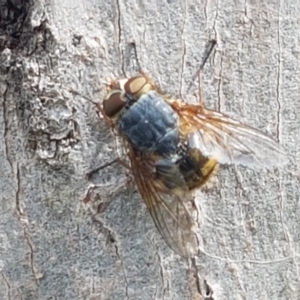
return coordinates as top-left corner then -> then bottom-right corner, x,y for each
0,0 -> 299,299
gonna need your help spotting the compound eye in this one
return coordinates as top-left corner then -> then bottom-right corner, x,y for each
103,91 -> 126,118
124,76 -> 147,95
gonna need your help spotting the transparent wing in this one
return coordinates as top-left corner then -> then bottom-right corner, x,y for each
127,147 -> 199,258
170,102 -> 288,168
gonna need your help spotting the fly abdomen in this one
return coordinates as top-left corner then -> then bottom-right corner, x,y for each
179,146 -> 217,190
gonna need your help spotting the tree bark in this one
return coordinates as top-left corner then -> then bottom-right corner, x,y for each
0,0 -> 299,299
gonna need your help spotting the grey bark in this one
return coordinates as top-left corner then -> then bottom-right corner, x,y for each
0,0 -> 299,299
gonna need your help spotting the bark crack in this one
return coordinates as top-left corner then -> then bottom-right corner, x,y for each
204,0 -> 208,21
115,245 -> 129,299
216,53 -> 223,111
24,229 -> 41,285
191,257 -> 203,298
276,0 -> 282,142
17,163 -> 42,285
179,0 -> 187,99
3,81 -> 13,173
156,244 -> 167,300
116,0 -> 125,76
244,1 -> 254,39
15,163 -> 23,217
275,3 -> 291,266
208,0 -> 221,112
211,0 -> 219,40
190,258 -> 214,300
1,271 -> 11,300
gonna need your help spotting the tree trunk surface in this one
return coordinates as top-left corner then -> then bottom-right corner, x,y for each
0,0 -> 299,299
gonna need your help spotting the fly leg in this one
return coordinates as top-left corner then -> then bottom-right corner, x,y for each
86,157 -> 131,179
186,39 -> 217,107
197,40 -> 216,108
199,40 -> 217,71
84,157 -> 134,212
130,41 -> 143,74
129,41 -> 164,94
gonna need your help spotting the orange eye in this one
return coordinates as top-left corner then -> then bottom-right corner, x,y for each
103,91 -> 126,118
124,76 -> 147,95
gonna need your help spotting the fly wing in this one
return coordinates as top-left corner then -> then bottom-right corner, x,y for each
127,146 -> 199,258
170,101 -> 288,168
